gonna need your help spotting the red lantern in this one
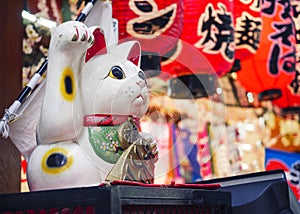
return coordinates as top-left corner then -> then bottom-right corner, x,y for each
233,0 -> 262,60
159,0 -> 235,99
112,0 -> 183,55
159,0 -> 234,76
272,87 -> 300,118
180,0 -> 235,76
161,40 -> 215,78
161,40 -> 217,99
112,0 -> 184,77
237,0 -> 296,101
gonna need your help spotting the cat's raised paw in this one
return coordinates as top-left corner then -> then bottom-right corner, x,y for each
52,21 -> 94,51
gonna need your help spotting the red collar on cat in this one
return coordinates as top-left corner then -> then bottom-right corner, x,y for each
84,114 -> 140,127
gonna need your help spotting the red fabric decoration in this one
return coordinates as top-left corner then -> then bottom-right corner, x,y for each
237,0 -> 296,101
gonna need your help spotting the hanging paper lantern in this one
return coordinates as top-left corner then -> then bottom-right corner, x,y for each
160,0 -> 235,99
178,0 -> 235,76
193,0 -> 235,76
290,71 -> 300,95
237,0 -> 296,101
161,40 -> 217,99
233,0 -> 262,61
112,0 -> 184,77
272,87 -> 300,109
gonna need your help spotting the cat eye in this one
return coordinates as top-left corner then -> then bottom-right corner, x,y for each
109,66 -> 126,79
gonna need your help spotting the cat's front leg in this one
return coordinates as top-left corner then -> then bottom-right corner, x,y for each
37,21 -> 95,145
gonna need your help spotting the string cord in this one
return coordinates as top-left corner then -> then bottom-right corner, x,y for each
0,109 -> 20,138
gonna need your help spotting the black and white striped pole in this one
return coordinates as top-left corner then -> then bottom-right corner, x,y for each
0,0 -> 98,138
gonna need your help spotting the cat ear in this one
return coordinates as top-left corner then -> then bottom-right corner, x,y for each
110,41 -> 141,67
127,42 -> 141,67
85,26 -> 108,62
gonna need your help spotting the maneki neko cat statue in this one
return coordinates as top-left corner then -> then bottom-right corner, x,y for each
26,20 -> 158,191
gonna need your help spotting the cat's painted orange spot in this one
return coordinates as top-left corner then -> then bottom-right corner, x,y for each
60,67 -> 76,101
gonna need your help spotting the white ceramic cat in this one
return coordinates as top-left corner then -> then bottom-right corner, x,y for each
26,20 -> 157,191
